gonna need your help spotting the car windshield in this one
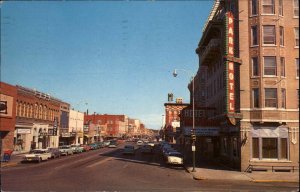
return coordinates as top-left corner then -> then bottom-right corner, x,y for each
31,150 -> 45,154
169,153 -> 183,158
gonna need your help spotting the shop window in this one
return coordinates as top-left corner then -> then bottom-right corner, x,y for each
252,138 -> 259,158
262,0 -> 275,14
280,138 -> 288,159
264,56 -> 277,76
262,138 -> 278,159
265,88 -> 277,108
263,25 -> 276,45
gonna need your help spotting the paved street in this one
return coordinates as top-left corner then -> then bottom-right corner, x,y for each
1,143 -> 299,191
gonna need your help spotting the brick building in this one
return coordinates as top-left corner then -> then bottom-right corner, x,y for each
84,114 -> 129,138
193,0 -> 299,171
0,82 -> 17,154
15,85 -> 61,152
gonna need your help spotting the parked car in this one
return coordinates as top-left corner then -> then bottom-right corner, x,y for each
103,141 -> 110,147
71,144 -> 84,153
47,147 -> 61,158
89,143 -> 100,150
136,140 -> 144,146
80,144 -> 91,152
123,145 -> 135,155
97,142 -> 105,148
165,151 -> 184,166
59,145 -> 73,156
108,140 -> 118,148
23,149 -> 52,163
140,144 -> 152,153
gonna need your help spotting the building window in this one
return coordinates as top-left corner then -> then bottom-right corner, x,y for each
252,138 -> 259,158
280,138 -> 288,159
262,138 -> 277,159
263,25 -> 276,45
252,57 -> 259,76
253,88 -> 260,108
281,88 -> 286,108
251,0 -> 258,15
251,26 -> 258,46
262,0 -> 274,14
279,0 -> 283,16
296,58 -> 299,78
294,0 -> 299,17
295,27 -> 299,47
265,88 -> 277,108
280,57 -> 285,77
279,26 -> 284,46
264,56 -> 277,76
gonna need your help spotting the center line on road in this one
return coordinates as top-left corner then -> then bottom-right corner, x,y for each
86,157 -> 114,168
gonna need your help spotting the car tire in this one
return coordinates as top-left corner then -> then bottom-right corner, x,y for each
38,158 -> 42,163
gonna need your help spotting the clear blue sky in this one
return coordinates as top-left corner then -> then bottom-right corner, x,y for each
1,1 -> 213,129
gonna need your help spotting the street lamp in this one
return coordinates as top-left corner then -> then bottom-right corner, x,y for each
173,68 -> 196,172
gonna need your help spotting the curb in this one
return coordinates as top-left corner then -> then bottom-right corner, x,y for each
251,180 -> 300,183
184,165 -> 206,180
1,162 -> 19,168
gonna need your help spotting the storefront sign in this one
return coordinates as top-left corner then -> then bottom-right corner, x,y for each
61,132 -> 71,137
53,117 -> 58,136
226,11 -> 235,113
183,127 -> 219,136
17,129 -> 31,134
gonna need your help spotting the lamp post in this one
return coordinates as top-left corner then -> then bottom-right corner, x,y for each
173,69 -> 196,172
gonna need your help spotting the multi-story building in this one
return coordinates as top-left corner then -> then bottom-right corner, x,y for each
15,85 -> 61,151
0,82 -> 17,153
193,0 -> 299,171
84,114 -> 129,138
164,99 -> 189,143
68,109 -> 84,145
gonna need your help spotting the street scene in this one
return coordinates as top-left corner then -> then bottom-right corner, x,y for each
0,0 -> 299,191
1,140 -> 299,191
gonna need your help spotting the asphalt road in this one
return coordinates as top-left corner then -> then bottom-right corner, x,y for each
1,143 -> 299,191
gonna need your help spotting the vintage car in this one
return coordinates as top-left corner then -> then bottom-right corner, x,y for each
59,145 -> 73,156
123,145 -> 135,155
165,151 -> 184,166
23,149 -> 52,163
47,147 -> 61,158
70,144 -> 84,153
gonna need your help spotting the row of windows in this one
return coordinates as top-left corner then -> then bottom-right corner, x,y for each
251,26 -> 299,47
251,57 -> 299,77
251,0 -> 299,17
16,101 -> 58,121
252,88 -> 297,108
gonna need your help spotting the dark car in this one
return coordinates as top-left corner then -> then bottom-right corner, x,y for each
47,147 -> 61,158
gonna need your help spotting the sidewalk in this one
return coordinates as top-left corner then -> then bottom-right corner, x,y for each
185,165 -> 299,183
1,152 -> 27,168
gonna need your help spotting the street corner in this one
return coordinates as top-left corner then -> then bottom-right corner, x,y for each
184,166 -> 206,180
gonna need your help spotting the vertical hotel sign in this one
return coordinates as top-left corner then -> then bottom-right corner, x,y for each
226,11 -> 235,113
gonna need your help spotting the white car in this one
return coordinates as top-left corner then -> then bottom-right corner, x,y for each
166,152 -> 184,166
136,140 -> 144,146
23,149 -> 52,163
59,145 -> 74,156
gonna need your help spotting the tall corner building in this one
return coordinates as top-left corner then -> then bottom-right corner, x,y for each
195,0 -> 299,171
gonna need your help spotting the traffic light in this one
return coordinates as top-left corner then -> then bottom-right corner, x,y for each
191,134 -> 196,141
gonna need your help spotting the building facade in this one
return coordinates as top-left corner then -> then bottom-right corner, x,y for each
0,82 -> 17,154
194,0 -> 299,171
15,85 -> 61,152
